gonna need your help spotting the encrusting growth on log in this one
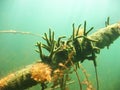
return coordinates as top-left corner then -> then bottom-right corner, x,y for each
30,62 -> 52,82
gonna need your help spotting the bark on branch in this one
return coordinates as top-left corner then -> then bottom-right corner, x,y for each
89,23 -> 120,49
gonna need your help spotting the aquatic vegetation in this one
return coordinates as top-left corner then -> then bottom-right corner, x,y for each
0,18 -> 120,90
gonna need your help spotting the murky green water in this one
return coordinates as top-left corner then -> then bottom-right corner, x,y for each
0,0 -> 120,90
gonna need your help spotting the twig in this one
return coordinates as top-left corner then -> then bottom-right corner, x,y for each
0,30 -> 42,37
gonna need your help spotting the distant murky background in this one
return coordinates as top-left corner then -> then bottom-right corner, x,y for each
0,0 -> 120,90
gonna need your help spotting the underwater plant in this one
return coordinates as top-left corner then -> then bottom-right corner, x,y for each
0,18 -> 120,90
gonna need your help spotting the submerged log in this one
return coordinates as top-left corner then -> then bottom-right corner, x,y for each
0,22 -> 120,90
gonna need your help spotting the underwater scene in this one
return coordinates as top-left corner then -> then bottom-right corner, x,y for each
0,0 -> 120,90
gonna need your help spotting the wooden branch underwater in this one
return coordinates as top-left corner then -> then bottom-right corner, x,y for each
0,20 -> 120,90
